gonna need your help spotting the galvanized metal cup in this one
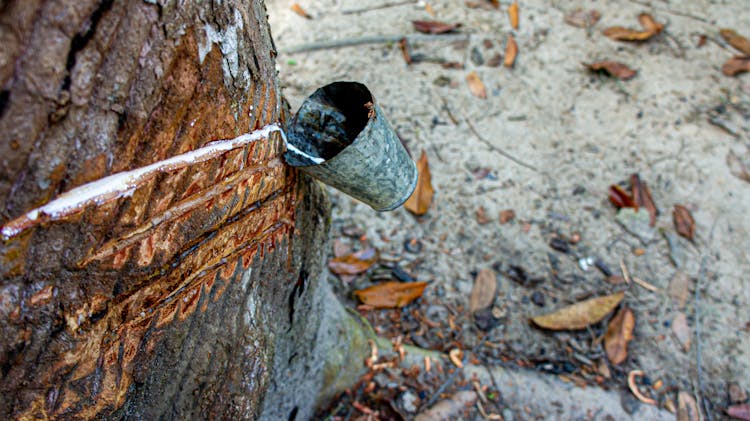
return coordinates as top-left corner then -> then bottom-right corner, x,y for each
284,82 -> 417,211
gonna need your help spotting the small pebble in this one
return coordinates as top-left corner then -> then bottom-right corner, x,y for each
531,291 -> 546,306
549,237 -> 570,253
404,238 -> 423,253
470,47 -> 484,65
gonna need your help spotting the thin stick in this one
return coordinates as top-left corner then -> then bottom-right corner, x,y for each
632,276 -> 660,292
281,33 -> 470,54
465,119 -> 539,173
341,0 -> 417,15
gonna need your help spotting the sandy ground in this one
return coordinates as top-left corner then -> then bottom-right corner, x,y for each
267,0 -> 750,418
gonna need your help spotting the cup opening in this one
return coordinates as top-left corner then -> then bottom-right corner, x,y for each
285,82 -> 373,166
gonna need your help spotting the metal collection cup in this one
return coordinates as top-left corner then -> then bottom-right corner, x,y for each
283,82 -> 417,211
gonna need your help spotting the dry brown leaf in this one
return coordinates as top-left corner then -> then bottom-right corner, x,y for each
486,54 -> 502,67
668,271 -> 690,309
398,38 -> 412,65
564,9 -> 601,28
673,205 -> 695,241
290,3 -> 312,19
404,150 -> 434,215
530,291 -> 625,330
677,391 -> 700,421
412,20 -> 461,34
328,248 -> 378,275
465,0 -> 498,9
672,312 -> 691,352
353,281 -> 428,309
720,28 -> 750,55
722,56 -> 750,76
504,35 -> 518,67
728,404 -> 750,421
466,71 -> 487,99
604,306 -> 635,365
469,268 -> 497,313
603,26 -> 655,41
608,184 -> 635,208
603,13 -> 663,42
631,174 -> 657,227
476,207 -> 491,225
628,370 -> 657,405
499,209 -> 515,224
508,1 -> 519,29
727,150 -> 750,182
448,348 -> 464,368
586,61 -> 637,80
638,13 -> 664,35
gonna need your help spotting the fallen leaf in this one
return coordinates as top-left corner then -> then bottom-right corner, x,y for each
696,34 -> 708,47
328,248 -> 378,275
530,291 -> 625,330
607,275 -> 627,285
564,9 -> 601,28
466,71 -> 487,99
672,312 -> 691,352
720,28 -> 750,55
631,174 -> 657,227
465,0 -> 498,9
728,404 -> 750,421
412,20 -> 461,34
628,370 -> 657,405
499,209 -> 515,224
486,54 -> 503,67
290,3 -> 312,19
448,348 -> 464,368
476,207 -> 491,225
677,391 -> 701,421
353,281 -> 428,309
722,56 -> 750,76
586,61 -> 637,80
668,271 -> 690,309
398,38 -> 413,65
608,184 -> 635,208
603,13 -> 663,42
469,268 -> 497,313
441,61 -> 464,69
597,359 -> 611,378
638,13 -> 664,35
404,150 -> 434,215
673,205 -> 695,241
504,35 -> 518,67
604,306 -> 635,365
603,26 -> 654,41
727,150 -> 750,182
508,1 -> 519,29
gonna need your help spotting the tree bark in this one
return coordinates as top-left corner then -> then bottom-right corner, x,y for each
0,1 -> 341,418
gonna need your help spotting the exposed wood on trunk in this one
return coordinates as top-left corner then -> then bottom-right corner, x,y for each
0,1 -> 318,418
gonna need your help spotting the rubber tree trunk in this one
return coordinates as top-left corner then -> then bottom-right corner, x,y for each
0,1 -> 371,419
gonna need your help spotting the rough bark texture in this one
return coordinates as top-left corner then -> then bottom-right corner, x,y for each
0,0 -> 334,418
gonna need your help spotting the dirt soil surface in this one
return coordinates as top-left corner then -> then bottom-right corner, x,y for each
268,0 -> 750,419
